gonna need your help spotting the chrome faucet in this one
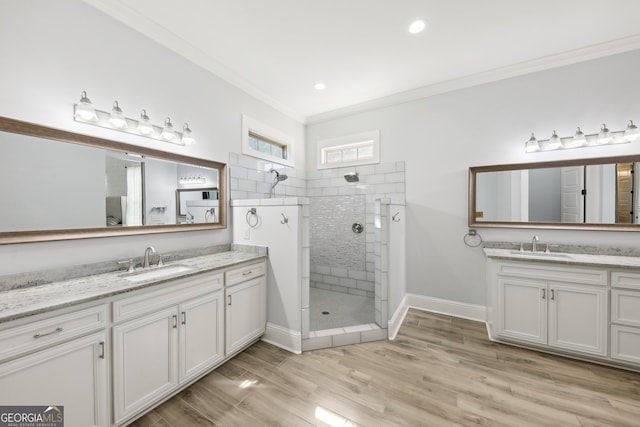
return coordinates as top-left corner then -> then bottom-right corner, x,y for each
531,235 -> 539,253
143,246 -> 156,268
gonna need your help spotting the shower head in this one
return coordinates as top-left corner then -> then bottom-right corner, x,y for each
270,169 -> 288,182
344,172 -> 359,183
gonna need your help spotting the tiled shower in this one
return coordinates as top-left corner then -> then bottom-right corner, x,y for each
229,153 -> 405,349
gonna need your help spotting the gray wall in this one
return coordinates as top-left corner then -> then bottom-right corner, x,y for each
306,49 -> 640,306
0,1 -> 305,275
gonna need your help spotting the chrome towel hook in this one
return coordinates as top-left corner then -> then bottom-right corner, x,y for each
280,213 -> 289,224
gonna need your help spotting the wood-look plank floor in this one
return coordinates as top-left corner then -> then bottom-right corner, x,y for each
129,309 -> 640,426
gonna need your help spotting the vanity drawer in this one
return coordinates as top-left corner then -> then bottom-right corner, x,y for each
0,304 -> 107,361
611,289 -> 640,327
113,272 -> 222,323
225,261 -> 266,287
611,271 -> 640,290
497,262 -> 607,286
611,325 -> 640,364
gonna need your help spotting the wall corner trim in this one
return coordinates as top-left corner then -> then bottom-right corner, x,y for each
262,322 -> 302,354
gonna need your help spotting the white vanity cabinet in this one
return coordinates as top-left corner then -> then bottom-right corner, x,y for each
112,272 -> 224,425
494,261 -> 608,357
610,270 -> 640,364
224,261 -> 267,356
0,304 -> 109,427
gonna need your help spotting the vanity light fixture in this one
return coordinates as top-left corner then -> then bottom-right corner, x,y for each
597,123 -> 612,144
179,175 -> 206,184
74,91 -> 98,121
624,120 -> 640,142
136,109 -> 153,135
161,117 -> 176,141
525,120 -> 637,153
181,123 -> 196,145
73,91 -> 194,146
108,101 -> 127,129
525,133 -> 540,153
314,82 -> 326,91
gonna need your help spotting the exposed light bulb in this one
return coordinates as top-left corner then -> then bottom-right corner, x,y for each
314,82 -> 326,91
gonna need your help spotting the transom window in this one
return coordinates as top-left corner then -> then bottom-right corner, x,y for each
317,130 -> 380,169
248,132 -> 288,160
242,115 -> 294,167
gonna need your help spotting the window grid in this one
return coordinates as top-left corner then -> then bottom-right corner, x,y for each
249,132 -> 288,160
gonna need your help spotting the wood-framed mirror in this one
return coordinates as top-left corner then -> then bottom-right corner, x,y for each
0,116 -> 227,244
469,154 -> 640,231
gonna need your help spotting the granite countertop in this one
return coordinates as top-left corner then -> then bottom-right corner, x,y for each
483,247 -> 640,268
0,249 -> 266,324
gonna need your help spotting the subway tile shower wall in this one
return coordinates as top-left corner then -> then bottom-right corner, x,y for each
228,153 -> 307,200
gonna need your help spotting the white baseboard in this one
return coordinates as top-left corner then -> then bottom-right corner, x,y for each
262,323 -> 302,354
388,295 -> 409,340
406,293 -> 486,322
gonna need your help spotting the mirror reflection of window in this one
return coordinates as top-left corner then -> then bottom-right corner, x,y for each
105,153 -> 144,227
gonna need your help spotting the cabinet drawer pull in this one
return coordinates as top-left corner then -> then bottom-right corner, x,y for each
182,311 -> 187,325
541,289 -> 545,299
242,271 -> 252,276
33,327 -> 63,339
99,341 -> 105,359
172,315 -> 178,329
550,289 -> 555,301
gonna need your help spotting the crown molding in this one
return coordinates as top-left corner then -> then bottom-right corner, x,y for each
81,1 -> 640,126
82,0 -> 306,124
306,35 -> 640,125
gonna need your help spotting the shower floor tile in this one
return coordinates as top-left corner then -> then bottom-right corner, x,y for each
310,287 -> 374,331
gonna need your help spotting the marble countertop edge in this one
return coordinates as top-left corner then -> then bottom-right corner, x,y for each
0,250 -> 266,324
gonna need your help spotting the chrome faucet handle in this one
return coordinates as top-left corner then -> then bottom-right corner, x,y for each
157,254 -> 164,267
118,259 -> 135,272
544,244 -> 550,254
519,243 -> 524,252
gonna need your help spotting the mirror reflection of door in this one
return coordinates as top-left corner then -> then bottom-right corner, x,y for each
560,166 -> 585,223
616,162 -> 634,224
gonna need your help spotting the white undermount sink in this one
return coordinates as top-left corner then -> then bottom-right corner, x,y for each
509,250 -> 573,260
121,265 -> 194,282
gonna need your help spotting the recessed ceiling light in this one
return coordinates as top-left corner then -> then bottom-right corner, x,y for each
408,19 -> 426,34
314,82 -> 326,91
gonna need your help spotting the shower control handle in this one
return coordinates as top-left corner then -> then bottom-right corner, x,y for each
352,222 -> 364,234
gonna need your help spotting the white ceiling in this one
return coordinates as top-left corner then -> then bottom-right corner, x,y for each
84,0 -> 640,123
